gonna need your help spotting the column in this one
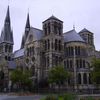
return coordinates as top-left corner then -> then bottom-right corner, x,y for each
81,73 -> 83,85
87,73 -> 89,84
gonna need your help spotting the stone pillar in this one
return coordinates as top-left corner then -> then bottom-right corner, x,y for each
87,73 -> 89,84
49,53 -> 52,68
3,44 -> 5,53
81,73 -> 83,85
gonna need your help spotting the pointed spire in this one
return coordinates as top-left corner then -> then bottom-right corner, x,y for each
0,5 -> 14,44
25,12 -> 30,29
5,6 -> 10,23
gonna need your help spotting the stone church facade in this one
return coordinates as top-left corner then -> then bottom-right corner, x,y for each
0,6 -> 100,90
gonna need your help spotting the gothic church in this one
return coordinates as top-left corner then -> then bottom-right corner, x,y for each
0,6 -> 100,91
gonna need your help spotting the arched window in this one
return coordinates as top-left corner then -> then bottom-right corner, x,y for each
55,39 -> 57,50
80,59 -> 82,68
77,46 -> 80,55
48,23 -> 50,34
48,39 -> 50,50
5,56 -> 7,60
70,60 -> 72,68
31,65 -> 35,76
58,24 -> 61,35
64,61 -> 66,69
59,40 -> 61,51
78,73 -> 81,84
47,56 -> 49,67
0,70 -> 4,80
8,56 -> 11,61
76,60 -> 79,68
83,73 -> 87,84
5,45 -> 8,52
70,47 -> 73,56
54,22 -> 57,34
75,46 -> 77,55
68,47 -> 70,56
44,24 -> 47,35
65,47 -> 68,56
89,73 -> 92,84
27,48 -> 29,56
30,47 -> 32,56
32,47 -> 34,55
29,47 -> 31,56
9,45 -> 12,52
45,40 -> 47,50
83,60 -> 85,68
67,60 -> 69,68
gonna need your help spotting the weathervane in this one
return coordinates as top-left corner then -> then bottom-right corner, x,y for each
73,22 -> 75,29
73,24 -> 75,29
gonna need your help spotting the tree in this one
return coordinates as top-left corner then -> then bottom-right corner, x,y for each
91,58 -> 100,85
48,65 -> 69,88
0,59 -> 8,91
10,69 -> 33,91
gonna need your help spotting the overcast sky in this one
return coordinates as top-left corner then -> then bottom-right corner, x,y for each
0,0 -> 100,51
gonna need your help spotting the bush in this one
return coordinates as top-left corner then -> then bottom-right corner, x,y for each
80,97 -> 95,100
45,95 -> 57,100
86,97 -> 95,100
63,93 -> 76,100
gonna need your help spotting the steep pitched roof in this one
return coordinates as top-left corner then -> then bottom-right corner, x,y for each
25,12 -> 30,29
21,35 -> 25,49
63,29 -> 85,43
20,13 -> 30,49
5,6 -> 10,23
14,49 -> 25,58
43,15 -> 63,23
0,6 -> 13,44
26,27 -> 43,43
79,28 -> 93,34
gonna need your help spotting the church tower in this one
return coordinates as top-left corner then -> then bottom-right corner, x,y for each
0,6 -> 14,88
79,28 -> 94,46
0,6 -> 14,61
21,13 -> 30,49
42,16 -> 64,77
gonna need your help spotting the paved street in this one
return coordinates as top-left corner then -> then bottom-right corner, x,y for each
0,95 -> 43,100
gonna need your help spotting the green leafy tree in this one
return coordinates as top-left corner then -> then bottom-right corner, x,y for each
10,68 -> 33,91
91,58 -> 100,85
48,65 -> 69,88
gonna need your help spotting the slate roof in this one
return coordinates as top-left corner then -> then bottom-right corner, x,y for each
79,28 -> 93,34
8,61 -> 16,69
63,29 -> 85,43
14,48 -> 24,58
0,6 -> 14,44
27,27 -> 43,42
43,15 -> 63,23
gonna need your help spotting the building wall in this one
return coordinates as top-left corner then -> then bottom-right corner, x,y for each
64,42 -> 93,90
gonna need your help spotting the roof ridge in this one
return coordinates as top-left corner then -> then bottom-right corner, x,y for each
64,29 -> 75,34
79,28 -> 93,33
30,27 -> 42,31
43,15 -> 63,23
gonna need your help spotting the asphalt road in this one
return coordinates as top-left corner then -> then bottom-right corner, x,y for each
0,95 -> 43,100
